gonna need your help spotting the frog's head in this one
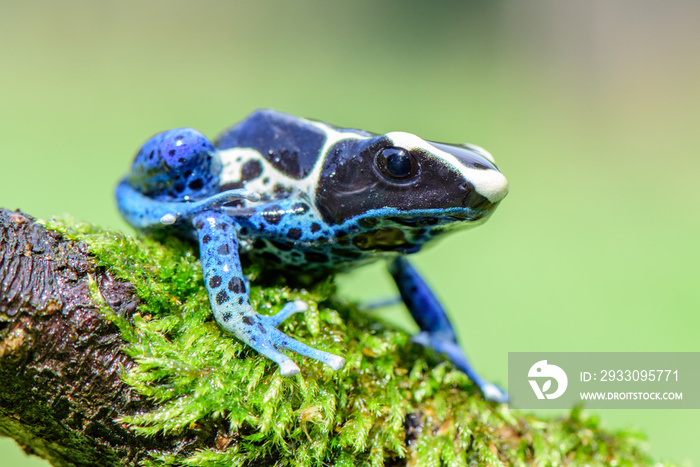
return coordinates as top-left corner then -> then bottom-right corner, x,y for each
315,132 -> 508,252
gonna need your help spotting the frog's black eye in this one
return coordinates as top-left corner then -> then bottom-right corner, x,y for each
375,147 -> 419,182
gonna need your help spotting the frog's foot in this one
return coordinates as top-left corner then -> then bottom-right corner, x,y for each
412,331 -> 509,403
194,210 -> 344,376
246,301 -> 345,375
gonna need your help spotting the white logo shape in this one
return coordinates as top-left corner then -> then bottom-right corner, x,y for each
528,360 -> 568,400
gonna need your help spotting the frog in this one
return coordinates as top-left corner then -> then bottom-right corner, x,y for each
116,109 -> 509,402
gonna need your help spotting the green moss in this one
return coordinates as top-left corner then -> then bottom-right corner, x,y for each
45,219 -> 671,467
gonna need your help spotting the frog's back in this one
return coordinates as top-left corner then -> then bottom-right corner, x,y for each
216,110 -> 326,180
216,110 -> 370,180
211,110 -> 375,274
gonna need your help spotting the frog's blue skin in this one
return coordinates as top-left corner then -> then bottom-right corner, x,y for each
116,109 -> 509,402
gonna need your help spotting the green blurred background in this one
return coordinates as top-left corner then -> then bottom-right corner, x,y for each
1,1 -> 698,465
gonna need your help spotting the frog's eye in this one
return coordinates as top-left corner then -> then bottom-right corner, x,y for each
374,147 -> 419,182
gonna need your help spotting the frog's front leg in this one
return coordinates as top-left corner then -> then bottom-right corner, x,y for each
193,210 -> 345,376
388,256 -> 507,403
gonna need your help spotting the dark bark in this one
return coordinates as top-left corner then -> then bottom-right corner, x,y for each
0,209 -> 196,466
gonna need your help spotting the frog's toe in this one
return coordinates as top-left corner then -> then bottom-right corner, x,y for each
266,300 -> 308,327
273,330 -> 345,372
247,335 -> 301,376
325,354 -> 345,371
188,189 -> 261,218
481,382 -> 509,404
417,333 -> 509,403
249,312 -> 343,374
411,331 -> 431,347
363,296 -> 402,310
208,188 -> 261,205
278,359 -> 301,377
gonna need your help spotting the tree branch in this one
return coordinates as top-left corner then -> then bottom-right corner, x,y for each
0,209 -> 203,466
0,208 -> 668,466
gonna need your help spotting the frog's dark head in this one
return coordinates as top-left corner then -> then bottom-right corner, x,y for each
315,132 -> 508,247
128,128 -> 222,201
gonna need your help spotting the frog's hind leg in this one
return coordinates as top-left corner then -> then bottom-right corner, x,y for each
116,181 -> 259,231
194,210 -> 344,375
388,256 -> 508,403
116,127 -> 260,231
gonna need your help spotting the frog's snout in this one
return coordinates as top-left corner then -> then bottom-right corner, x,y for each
459,169 -> 508,212
475,168 -> 509,205
428,140 -> 509,207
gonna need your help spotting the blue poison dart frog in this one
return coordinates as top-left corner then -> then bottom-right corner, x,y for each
116,109 -> 509,402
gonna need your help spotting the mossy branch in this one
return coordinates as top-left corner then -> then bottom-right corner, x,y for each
0,208 -> 670,466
